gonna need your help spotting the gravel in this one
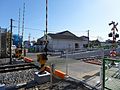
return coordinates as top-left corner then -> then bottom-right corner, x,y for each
0,58 -> 10,65
0,69 -> 38,86
25,80 -> 90,90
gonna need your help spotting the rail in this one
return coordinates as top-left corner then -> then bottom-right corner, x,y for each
0,63 -> 37,73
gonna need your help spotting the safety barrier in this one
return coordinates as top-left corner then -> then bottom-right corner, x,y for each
23,57 -> 33,62
23,57 -> 66,79
45,66 -> 66,79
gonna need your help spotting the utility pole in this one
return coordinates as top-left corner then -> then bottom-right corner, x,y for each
28,33 -> 31,47
88,30 -> 89,48
28,33 -> 31,42
46,0 -> 48,40
44,0 -> 48,56
10,19 -> 13,64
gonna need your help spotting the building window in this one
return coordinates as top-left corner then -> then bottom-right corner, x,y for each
75,43 -> 79,48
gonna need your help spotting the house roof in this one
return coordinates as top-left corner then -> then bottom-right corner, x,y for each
38,31 -> 88,41
48,31 -> 83,40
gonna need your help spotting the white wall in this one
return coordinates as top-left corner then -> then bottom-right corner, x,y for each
39,35 -> 88,51
48,39 -> 88,51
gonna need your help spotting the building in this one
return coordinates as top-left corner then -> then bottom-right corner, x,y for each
37,31 -> 88,51
13,34 -> 22,48
89,39 -> 101,48
0,27 -> 7,58
24,40 -> 31,49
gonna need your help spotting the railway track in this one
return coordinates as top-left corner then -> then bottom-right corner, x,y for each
0,63 -> 38,73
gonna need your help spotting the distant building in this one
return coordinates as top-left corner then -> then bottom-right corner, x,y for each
0,27 -> 7,58
37,31 -> 88,51
24,41 -> 31,48
105,39 -> 113,44
90,39 -> 101,48
13,34 -> 22,48
24,40 -> 37,52
31,40 -> 36,46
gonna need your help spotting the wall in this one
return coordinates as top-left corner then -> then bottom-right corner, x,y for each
37,35 -> 88,52
0,28 -> 7,58
66,49 -> 104,59
48,39 -> 88,51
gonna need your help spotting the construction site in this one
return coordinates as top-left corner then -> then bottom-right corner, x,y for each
1,0 -> 120,90
0,53 -> 102,90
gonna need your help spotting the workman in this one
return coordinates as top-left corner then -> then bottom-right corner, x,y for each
37,53 -> 47,74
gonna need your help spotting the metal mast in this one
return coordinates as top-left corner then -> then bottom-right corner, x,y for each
18,8 -> 21,47
22,3 -> 25,49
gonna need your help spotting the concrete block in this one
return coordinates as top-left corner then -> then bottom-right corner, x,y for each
0,84 -> 5,90
34,71 -> 50,84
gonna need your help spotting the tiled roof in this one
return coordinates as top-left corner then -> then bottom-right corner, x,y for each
38,31 -> 88,41
48,31 -> 82,40
48,33 -> 81,40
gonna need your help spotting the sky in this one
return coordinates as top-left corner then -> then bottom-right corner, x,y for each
0,0 -> 120,41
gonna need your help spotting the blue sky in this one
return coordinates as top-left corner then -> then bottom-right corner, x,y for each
0,0 -> 120,41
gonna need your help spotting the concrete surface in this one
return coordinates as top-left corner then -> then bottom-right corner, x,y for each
26,53 -> 101,80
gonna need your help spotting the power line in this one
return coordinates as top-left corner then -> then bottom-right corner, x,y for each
14,26 -> 45,31
13,26 -> 54,32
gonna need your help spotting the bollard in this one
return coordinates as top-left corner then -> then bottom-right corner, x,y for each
50,63 -> 55,88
